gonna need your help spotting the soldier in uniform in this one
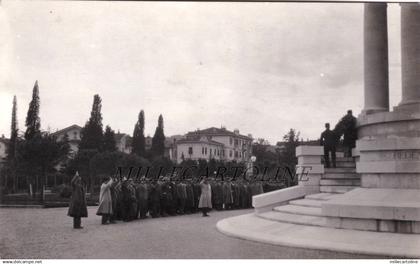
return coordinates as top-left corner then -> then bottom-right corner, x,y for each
136,177 -> 149,219
110,177 -> 120,222
320,123 -> 338,168
340,110 -> 357,157
222,179 -> 233,210
185,180 -> 195,214
176,181 -> 187,214
192,180 -> 201,212
67,172 -> 88,229
232,180 -> 241,209
165,177 -> 178,216
148,179 -> 161,218
198,177 -> 212,217
128,179 -> 138,221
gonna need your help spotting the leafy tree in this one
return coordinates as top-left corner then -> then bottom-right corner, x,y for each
150,156 -> 173,179
79,94 -> 103,151
151,114 -> 165,157
17,132 -> 69,200
279,128 -> 301,185
66,149 -> 98,192
25,81 -> 41,140
102,125 -> 117,152
132,110 -> 146,157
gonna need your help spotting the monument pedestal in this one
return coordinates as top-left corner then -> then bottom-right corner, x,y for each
356,104 -> 420,189
321,104 -> 420,234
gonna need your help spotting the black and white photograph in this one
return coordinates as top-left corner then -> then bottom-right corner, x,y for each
0,0 -> 419,261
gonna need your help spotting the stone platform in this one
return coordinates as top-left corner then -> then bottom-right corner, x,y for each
217,213 -> 420,258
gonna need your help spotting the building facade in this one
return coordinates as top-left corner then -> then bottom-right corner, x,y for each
0,136 -> 9,163
114,133 -> 132,154
174,127 -> 252,164
52,124 -> 82,157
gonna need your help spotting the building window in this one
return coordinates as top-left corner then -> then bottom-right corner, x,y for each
205,147 -> 207,155
210,149 -> 212,156
230,137 -> 233,145
229,150 -> 233,157
188,147 -> 193,155
202,147 -> 204,155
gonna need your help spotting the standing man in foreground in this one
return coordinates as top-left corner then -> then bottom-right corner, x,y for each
198,177 -> 212,217
96,176 -> 114,225
68,171 -> 88,229
320,123 -> 337,168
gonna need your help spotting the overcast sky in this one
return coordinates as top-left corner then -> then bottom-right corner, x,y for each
0,1 -> 402,143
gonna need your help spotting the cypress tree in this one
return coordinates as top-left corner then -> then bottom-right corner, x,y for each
103,125 -> 117,152
151,114 -> 165,157
7,96 -> 18,161
132,110 -> 146,156
79,94 -> 103,151
25,81 -> 41,140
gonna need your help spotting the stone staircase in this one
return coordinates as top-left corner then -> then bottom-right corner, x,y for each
258,192 -> 342,228
320,157 -> 360,193
257,157 -> 362,230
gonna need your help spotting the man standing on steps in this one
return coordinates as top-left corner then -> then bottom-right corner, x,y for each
320,123 -> 337,168
340,110 -> 358,158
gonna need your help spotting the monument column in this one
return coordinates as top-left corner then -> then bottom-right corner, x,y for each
363,3 -> 389,114
400,3 -> 420,106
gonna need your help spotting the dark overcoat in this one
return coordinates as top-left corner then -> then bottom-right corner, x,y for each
67,175 -> 88,218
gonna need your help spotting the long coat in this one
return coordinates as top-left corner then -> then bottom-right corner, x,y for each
185,183 -> 194,208
198,182 -> 212,209
96,179 -> 113,216
223,182 -> 233,205
67,175 -> 88,218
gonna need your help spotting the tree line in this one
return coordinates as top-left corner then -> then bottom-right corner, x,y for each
0,81 -> 168,198
1,81 -> 302,199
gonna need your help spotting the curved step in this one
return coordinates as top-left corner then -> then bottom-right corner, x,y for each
323,173 -> 360,179
305,193 -> 344,201
217,213 -> 420,258
325,167 -> 356,174
258,211 -> 327,227
320,186 -> 356,193
289,198 -> 324,208
274,204 -> 322,216
320,179 -> 361,186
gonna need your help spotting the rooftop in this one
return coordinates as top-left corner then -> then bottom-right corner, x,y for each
51,124 -> 82,136
186,127 -> 251,140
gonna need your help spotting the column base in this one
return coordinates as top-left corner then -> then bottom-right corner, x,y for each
361,107 -> 389,115
395,101 -> 420,113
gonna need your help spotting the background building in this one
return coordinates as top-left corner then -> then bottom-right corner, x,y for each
114,132 -> 132,154
174,127 -> 252,164
52,124 -> 82,157
0,135 -> 9,163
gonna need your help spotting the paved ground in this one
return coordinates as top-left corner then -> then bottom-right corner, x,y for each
0,207 -> 381,259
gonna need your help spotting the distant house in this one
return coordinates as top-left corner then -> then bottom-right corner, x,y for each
0,135 -> 9,163
145,136 -> 152,150
114,133 -> 132,154
165,135 -> 185,161
52,124 -> 82,157
53,125 -> 135,155
174,127 -> 253,164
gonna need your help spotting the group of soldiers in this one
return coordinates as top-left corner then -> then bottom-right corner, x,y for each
106,176 -> 283,222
